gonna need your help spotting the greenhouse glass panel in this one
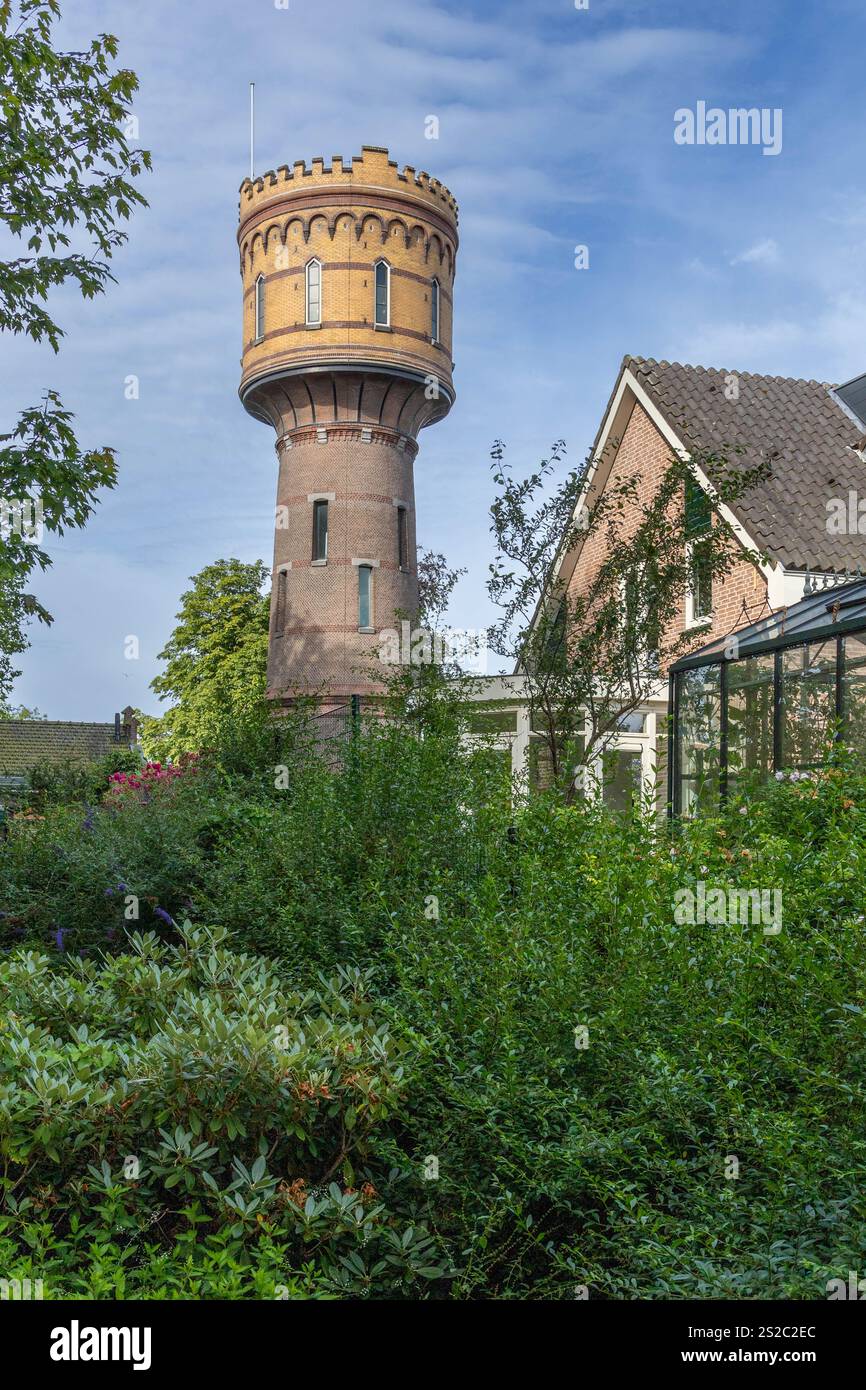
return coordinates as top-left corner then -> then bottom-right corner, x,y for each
677,664 -> 721,814
843,635 -> 866,756
781,640 -> 837,768
726,654 -> 774,793
669,578 -> 866,816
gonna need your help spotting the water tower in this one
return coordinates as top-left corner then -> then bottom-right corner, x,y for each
237,146 -> 458,703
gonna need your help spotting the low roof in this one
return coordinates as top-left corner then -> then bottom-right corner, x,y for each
0,721 -> 123,775
624,356 -> 866,573
671,576 -> 866,672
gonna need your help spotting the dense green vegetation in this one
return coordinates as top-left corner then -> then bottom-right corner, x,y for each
2,691 -> 865,1299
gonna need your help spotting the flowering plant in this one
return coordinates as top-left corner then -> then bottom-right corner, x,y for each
107,753 -> 199,803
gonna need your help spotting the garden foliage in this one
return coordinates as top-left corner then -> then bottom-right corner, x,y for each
2,691 -> 866,1297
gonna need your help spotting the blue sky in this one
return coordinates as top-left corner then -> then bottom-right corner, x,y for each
3,0 -> 865,717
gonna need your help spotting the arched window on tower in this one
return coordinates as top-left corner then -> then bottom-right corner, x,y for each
254,274 -> 265,342
305,258 -> 322,326
430,278 -> 440,344
374,260 -> 390,327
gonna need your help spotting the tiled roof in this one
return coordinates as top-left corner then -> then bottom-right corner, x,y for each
0,722 -> 122,776
624,356 -> 866,572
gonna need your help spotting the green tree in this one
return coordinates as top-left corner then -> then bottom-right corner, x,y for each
0,0 -> 150,700
0,701 -> 45,720
141,559 -> 271,759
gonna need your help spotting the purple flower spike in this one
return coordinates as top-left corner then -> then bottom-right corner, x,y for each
153,907 -> 173,926
53,926 -> 66,952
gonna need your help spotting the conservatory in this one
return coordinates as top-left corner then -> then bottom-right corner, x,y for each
668,577 -> 866,816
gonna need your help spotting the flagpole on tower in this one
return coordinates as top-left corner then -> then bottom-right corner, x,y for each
249,82 -> 255,180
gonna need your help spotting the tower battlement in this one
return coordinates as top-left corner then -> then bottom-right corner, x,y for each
238,145 -> 459,225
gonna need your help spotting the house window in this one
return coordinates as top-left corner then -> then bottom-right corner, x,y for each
274,570 -> 287,638
312,500 -> 328,561
358,564 -> 373,628
397,506 -> 408,570
684,476 -> 712,537
430,278 -> 440,343
686,540 -> 713,626
374,260 -> 390,326
305,258 -> 321,326
684,477 -> 712,627
254,274 -> 265,341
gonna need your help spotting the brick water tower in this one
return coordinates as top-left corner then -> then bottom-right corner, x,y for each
237,146 -> 458,703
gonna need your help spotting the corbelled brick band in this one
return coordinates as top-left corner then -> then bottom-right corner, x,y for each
237,147 -> 458,701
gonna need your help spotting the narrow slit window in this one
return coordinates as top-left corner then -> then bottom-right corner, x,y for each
374,260 -> 389,326
689,540 -> 713,623
274,570 -> 287,638
397,506 -> 408,570
254,274 -> 265,341
431,278 -> 440,343
305,258 -> 321,326
684,476 -> 713,627
358,565 -> 373,628
312,500 -> 328,561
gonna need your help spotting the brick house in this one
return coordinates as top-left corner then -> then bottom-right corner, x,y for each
466,356 -> 866,805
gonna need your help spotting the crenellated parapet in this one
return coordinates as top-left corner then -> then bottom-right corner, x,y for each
238,147 -> 457,281
238,145 -> 458,223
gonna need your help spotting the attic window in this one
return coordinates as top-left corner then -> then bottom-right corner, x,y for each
684,477 -> 712,538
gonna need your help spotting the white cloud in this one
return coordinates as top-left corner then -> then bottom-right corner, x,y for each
730,238 -> 780,267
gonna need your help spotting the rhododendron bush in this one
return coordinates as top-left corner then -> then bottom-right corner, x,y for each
0,925 -> 445,1298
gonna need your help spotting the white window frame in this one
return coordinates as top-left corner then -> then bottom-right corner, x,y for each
254,274 -> 265,342
305,258 -> 322,326
685,538 -> 713,629
374,259 -> 390,328
585,709 -> 658,808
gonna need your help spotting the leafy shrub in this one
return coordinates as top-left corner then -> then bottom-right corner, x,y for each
4,694 -> 866,1298
0,924 -> 446,1299
26,747 -> 143,811
0,774 -> 214,955
375,776 -> 866,1298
